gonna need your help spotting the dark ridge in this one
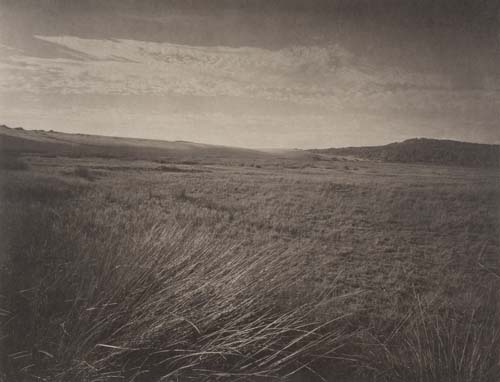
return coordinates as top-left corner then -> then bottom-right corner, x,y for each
310,138 -> 500,168
2,124 -> 499,168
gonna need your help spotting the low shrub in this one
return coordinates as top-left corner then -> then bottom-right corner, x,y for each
73,166 -> 94,180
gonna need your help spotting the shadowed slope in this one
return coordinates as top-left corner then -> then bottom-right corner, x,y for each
310,138 -> 500,168
0,124 -> 274,162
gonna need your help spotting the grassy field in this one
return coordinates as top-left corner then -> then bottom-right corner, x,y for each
1,153 -> 499,381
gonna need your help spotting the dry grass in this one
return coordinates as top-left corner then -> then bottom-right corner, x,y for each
1,156 -> 499,381
361,287 -> 500,382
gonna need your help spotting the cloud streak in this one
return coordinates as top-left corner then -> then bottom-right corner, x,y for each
0,35 -> 498,146
0,36 -> 450,101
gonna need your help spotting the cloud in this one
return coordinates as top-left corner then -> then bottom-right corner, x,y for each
1,35 -> 498,146
0,36 -> 454,105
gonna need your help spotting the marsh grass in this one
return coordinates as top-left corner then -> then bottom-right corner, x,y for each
1,159 -> 499,381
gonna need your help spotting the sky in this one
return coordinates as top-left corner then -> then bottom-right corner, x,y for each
0,0 -> 499,148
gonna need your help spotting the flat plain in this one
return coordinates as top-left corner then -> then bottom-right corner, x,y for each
1,133 -> 499,381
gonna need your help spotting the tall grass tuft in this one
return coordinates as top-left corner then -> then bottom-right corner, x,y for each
0,185 -> 355,381
366,288 -> 500,382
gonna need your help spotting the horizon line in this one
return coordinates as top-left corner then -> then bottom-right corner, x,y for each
1,123 -> 498,150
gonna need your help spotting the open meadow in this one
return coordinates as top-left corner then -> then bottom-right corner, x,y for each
1,150 -> 499,381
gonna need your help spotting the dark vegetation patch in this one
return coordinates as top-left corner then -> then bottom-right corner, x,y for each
78,164 -> 207,173
0,175 -> 88,204
73,166 -> 94,180
0,153 -> 29,171
157,165 -> 204,173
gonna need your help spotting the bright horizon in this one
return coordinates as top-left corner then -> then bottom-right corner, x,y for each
1,1 -> 499,149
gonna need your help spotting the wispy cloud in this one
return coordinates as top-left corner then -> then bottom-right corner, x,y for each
0,36 -> 449,103
1,35 -> 498,146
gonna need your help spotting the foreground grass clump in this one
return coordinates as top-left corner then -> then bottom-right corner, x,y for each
0,178 -> 354,381
364,289 -> 500,382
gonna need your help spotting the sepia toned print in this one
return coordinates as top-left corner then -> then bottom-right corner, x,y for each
0,1 -> 499,381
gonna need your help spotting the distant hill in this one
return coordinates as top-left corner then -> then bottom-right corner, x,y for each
0,124 -> 279,163
310,138 -> 500,168
3,125 -> 498,168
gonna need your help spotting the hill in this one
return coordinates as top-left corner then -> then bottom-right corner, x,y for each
3,125 -> 498,168
0,124 -> 277,163
310,138 -> 500,168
